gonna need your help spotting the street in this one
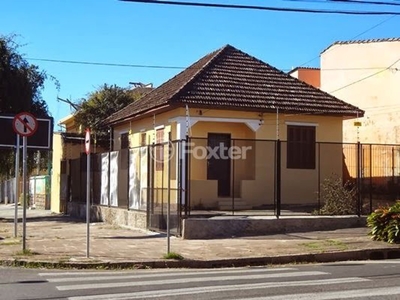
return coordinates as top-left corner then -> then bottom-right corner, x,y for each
1,260 -> 400,299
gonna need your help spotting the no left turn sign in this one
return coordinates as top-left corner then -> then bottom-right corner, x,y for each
13,112 -> 38,137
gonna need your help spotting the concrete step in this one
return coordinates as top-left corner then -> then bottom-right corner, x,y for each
218,198 -> 251,210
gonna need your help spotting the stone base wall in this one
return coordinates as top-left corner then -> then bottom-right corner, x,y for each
67,202 -> 147,230
32,194 -> 49,210
182,216 -> 367,239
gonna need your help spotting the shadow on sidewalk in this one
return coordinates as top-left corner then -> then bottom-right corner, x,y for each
0,215 -> 84,224
96,234 -> 167,240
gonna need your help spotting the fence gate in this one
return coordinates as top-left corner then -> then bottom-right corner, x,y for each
147,140 -> 183,235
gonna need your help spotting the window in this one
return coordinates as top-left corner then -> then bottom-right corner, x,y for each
140,133 -> 147,146
287,125 -> 316,169
120,132 -> 129,149
155,128 -> 164,170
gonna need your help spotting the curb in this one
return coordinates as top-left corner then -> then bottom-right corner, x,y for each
2,248 -> 400,270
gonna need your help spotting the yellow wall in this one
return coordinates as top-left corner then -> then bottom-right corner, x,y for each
112,107 -> 344,208
50,133 -> 62,213
321,40 -> 400,144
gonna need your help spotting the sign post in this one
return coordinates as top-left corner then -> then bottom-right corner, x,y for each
85,129 -> 91,258
12,112 -> 38,251
14,134 -> 20,238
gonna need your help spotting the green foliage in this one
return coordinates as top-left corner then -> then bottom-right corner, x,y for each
367,201 -> 400,244
74,84 -> 146,139
317,174 -> 357,215
0,34 -> 55,179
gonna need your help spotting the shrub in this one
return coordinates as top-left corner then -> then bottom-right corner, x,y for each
367,201 -> 400,244
317,174 -> 357,215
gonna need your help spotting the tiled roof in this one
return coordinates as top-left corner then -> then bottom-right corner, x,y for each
321,37 -> 400,54
288,66 -> 320,74
106,44 -> 363,125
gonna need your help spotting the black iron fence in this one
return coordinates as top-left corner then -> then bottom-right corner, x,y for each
186,138 -> 400,216
61,137 -> 400,233
62,140 -> 184,235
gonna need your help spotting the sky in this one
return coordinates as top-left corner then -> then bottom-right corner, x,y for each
1,0 -> 399,130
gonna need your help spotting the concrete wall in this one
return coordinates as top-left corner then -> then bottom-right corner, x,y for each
320,40 -> 400,144
182,216 -> 367,239
67,202 -> 147,230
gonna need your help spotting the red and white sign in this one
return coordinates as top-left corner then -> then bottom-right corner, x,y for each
85,129 -> 90,155
13,112 -> 38,137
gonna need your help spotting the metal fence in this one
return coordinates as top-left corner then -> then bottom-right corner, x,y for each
186,138 -> 400,216
61,137 -> 400,234
63,140 -> 184,235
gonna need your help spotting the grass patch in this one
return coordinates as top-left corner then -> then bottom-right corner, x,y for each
1,239 -> 21,246
15,248 -> 39,256
163,252 -> 184,260
301,242 -> 323,250
325,239 -> 348,250
301,239 -> 349,252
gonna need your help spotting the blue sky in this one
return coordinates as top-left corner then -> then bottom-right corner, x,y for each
1,0 -> 399,129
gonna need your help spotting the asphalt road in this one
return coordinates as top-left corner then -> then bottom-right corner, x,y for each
1,260 -> 400,300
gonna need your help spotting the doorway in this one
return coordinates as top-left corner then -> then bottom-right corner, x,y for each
207,133 -> 231,197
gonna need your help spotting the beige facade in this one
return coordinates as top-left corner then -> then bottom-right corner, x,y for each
320,39 -> 400,144
112,108 -> 344,209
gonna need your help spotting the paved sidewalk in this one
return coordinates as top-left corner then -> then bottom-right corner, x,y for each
0,204 -> 399,269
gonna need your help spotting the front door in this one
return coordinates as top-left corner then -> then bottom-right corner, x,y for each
207,133 -> 231,197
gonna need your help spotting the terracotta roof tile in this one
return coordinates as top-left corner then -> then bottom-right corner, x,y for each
106,44 -> 363,125
321,37 -> 400,54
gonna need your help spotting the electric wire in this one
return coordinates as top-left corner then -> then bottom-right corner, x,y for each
119,0 -> 400,15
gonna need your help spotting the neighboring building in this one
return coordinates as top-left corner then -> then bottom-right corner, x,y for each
320,38 -> 400,144
104,44 -> 362,211
289,67 -> 320,88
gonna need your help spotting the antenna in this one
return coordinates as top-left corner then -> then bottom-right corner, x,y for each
57,97 -> 80,111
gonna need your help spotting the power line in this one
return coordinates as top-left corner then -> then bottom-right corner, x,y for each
26,56 -> 398,72
295,15 -> 396,67
329,56 -> 400,93
119,0 -> 400,15
26,57 -> 185,70
327,0 -> 400,7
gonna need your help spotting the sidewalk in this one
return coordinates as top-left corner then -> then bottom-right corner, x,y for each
0,204 -> 399,269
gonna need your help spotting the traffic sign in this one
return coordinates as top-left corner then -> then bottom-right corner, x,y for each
13,112 -> 38,137
0,115 -> 53,150
85,129 -> 90,154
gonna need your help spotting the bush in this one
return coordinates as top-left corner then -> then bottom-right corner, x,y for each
317,174 -> 357,215
367,201 -> 400,244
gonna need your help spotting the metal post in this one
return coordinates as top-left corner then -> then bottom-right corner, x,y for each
22,136 -> 27,251
317,142 -> 321,213
356,142 -> 361,217
231,139 -> 235,216
185,136 -> 190,216
86,150 -> 91,258
392,147 -> 395,201
167,133 -> 171,254
369,144 -> 372,214
276,139 -> 281,218
14,135 -> 20,238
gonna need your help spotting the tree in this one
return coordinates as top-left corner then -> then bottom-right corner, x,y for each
0,35 -> 53,178
74,83 -> 149,140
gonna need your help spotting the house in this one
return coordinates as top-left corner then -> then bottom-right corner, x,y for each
50,84 -> 155,213
102,44 -> 363,214
320,38 -> 400,194
320,38 -> 400,144
289,67 -> 320,89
